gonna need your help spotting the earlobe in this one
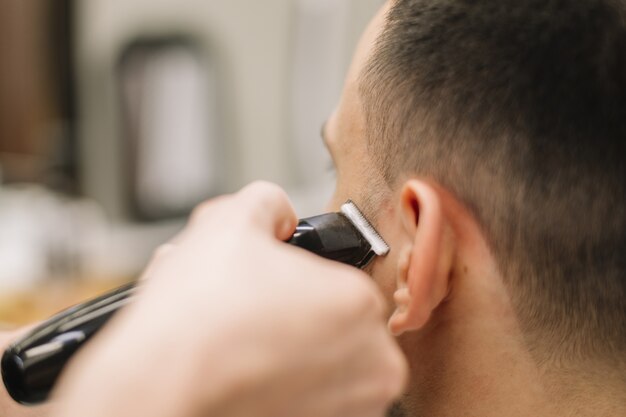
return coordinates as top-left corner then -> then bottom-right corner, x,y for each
388,180 -> 455,336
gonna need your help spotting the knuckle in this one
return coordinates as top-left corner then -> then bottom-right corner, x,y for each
141,244 -> 179,282
240,181 -> 289,210
237,181 -> 293,229
152,243 -> 175,260
344,272 -> 384,316
370,288 -> 386,317
369,375 -> 403,412
382,347 -> 409,400
189,195 -> 230,225
245,180 -> 284,197
189,200 -> 215,224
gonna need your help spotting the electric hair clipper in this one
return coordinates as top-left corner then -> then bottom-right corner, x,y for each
2,201 -> 389,405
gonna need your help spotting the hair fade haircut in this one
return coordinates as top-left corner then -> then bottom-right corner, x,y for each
361,0 -> 626,365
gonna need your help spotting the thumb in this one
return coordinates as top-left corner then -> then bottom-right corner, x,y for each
235,181 -> 298,240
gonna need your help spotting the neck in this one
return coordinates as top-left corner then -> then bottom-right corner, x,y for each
395,266 -> 626,417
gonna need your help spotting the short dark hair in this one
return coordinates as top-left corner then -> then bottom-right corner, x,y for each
361,0 -> 626,365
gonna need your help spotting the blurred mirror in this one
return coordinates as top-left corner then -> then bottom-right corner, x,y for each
118,37 -> 223,221
0,0 -> 381,326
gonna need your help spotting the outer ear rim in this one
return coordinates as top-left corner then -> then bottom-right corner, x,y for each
388,180 -> 454,336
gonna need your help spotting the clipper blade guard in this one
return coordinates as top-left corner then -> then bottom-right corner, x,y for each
340,200 -> 389,257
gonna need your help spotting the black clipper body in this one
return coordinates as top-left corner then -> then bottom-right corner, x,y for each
289,213 -> 375,268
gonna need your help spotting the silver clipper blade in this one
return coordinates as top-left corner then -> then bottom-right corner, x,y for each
341,200 -> 390,257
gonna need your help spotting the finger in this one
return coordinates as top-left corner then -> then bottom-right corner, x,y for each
139,243 -> 177,282
235,181 -> 298,240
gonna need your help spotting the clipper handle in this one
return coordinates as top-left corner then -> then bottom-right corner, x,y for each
2,283 -> 135,404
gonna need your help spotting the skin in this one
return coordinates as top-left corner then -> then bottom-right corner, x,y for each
324,2 -> 625,416
2,2 -> 624,416
1,183 -> 407,417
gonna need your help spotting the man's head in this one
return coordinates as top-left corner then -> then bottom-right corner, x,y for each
324,0 -> 625,413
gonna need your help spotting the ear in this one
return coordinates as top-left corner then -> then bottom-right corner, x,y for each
388,179 -> 455,336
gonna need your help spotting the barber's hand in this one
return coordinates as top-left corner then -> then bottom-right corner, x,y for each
51,182 -> 407,417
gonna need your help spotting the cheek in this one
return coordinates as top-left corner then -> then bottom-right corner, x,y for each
325,190 -> 342,212
363,202 -> 403,318
325,174 -> 349,212
368,255 -> 399,319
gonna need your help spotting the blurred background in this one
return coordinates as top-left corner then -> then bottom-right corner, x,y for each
0,0 -> 381,326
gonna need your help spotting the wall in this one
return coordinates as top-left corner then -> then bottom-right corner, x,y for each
75,0 -> 382,219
